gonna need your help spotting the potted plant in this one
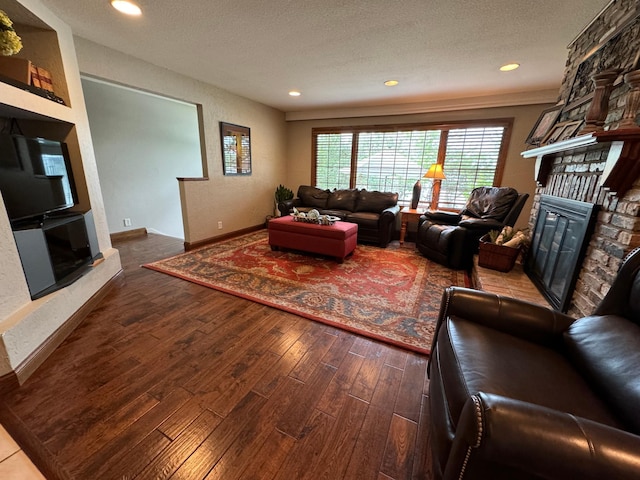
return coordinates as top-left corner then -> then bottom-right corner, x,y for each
274,184 -> 294,216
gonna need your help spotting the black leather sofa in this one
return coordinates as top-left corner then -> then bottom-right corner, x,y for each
416,186 -> 528,269
277,185 -> 400,247
428,247 -> 640,479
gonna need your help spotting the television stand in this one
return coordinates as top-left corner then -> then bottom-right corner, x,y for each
12,211 -> 101,299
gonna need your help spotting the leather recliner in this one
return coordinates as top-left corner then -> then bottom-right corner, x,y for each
416,186 -> 528,269
427,247 -> 640,479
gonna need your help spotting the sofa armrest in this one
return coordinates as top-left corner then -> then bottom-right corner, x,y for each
445,392 -> 640,480
433,287 -> 574,351
381,204 -> 401,218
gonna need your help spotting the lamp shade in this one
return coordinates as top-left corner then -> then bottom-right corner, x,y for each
424,163 -> 446,180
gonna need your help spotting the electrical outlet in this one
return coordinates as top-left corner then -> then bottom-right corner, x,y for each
124,218 -> 132,227
217,221 -> 223,229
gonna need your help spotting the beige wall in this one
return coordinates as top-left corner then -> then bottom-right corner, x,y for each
74,37 -> 288,244
285,103 -> 554,231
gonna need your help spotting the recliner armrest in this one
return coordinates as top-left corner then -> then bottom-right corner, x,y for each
433,287 -> 574,351
445,392 -> 640,480
458,217 -> 504,230
421,211 -> 461,225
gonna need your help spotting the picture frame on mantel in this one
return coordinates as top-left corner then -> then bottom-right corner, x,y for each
541,120 -> 582,145
220,122 -> 252,175
525,104 -> 563,146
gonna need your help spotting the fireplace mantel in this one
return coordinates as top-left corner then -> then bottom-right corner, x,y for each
521,128 -> 640,198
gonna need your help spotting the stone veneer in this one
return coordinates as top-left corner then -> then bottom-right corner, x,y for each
527,0 -> 640,317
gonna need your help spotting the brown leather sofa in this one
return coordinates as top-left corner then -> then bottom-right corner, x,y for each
277,185 -> 400,247
428,247 -> 640,479
416,186 -> 528,269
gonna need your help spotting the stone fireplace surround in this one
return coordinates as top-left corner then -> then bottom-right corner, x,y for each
519,0 -> 640,317
522,130 -> 640,317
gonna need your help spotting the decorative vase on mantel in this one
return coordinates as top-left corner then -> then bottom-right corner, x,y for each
579,68 -> 623,134
618,69 -> 640,129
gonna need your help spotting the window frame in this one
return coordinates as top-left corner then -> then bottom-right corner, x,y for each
311,118 -> 513,211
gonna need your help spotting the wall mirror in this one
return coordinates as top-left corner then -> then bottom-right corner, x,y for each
220,122 -> 251,175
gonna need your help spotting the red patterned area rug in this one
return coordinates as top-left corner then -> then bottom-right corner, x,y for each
143,230 -> 465,354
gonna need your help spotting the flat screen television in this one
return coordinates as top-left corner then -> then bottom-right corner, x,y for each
0,134 -> 77,223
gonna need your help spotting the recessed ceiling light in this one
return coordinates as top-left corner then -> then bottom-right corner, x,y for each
499,63 -> 520,72
288,90 -> 301,97
111,0 -> 142,16
384,80 -> 399,86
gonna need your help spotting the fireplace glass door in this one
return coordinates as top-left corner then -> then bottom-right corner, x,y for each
525,195 -> 598,311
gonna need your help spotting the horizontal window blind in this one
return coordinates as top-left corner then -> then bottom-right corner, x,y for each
315,133 -> 353,189
438,127 -> 505,210
355,130 -> 441,202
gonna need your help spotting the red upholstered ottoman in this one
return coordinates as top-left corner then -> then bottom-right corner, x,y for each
268,216 -> 358,263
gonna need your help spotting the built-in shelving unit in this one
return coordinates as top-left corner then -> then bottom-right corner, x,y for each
0,0 -> 122,386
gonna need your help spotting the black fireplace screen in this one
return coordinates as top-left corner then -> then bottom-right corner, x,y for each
525,195 -> 598,312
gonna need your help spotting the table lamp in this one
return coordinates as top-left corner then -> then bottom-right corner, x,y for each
423,163 -> 446,210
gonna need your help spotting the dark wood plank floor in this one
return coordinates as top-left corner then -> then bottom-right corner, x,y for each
0,232 -> 435,480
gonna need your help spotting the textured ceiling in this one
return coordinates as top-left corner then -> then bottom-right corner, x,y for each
38,0 -> 610,113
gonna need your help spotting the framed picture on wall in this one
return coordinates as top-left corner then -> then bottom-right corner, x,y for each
525,104 -> 563,146
220,122 -> 252,175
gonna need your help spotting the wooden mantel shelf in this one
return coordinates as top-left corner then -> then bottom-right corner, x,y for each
521,128 -> 640,198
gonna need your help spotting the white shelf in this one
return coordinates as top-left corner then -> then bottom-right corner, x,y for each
0,81 -> 73,123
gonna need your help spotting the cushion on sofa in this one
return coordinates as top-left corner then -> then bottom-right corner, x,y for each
355,189 -> 398,213
439,317 -> 623,430
327,189 -> 359,212
564,315 -> 640,434
297,185 -> 330,209
462,187 -> 518,220
346,212 -> 380,228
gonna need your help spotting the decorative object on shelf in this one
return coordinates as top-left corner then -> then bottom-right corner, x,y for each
423,163 -> 446,210
618,69 -> 640,129
36,66 -> 54,92
525,104 -> 563,146
274,184 -> 293,216
0,10 -> 22,56
579,68 -> 623,134
0,56 -> 30,83
478,226 -> 528,272
220,122 -> 251,175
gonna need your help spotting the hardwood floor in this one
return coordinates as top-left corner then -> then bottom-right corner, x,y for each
0,232 -> 434,480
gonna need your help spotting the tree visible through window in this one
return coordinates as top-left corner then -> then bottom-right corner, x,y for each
313,120 -> 511,210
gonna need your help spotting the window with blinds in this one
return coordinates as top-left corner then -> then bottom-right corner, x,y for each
438,127 -> 506,210
313,121 -> 510,210
315,132 -> 353,189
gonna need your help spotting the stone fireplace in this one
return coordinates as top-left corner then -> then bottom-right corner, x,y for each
521,0 -> 640,317
524,129 -> 640,317
525,195 -> 598,312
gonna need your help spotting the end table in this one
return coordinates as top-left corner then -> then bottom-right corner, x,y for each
400,208 -> 425,244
